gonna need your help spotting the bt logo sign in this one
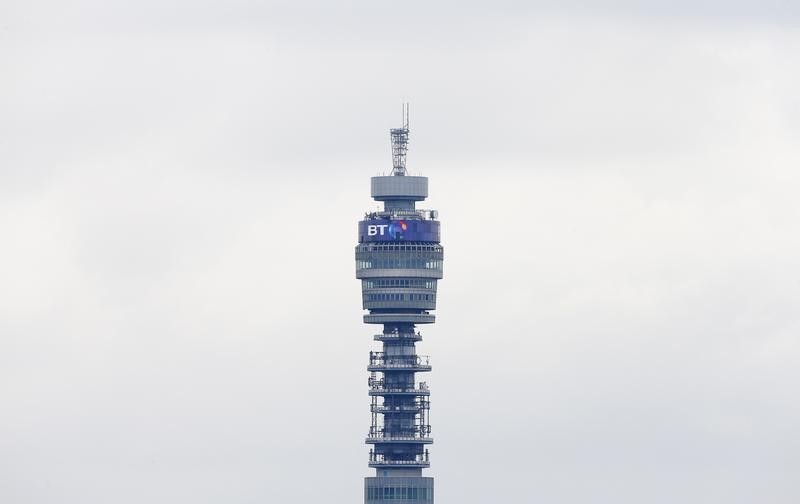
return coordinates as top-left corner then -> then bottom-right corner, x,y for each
367,224 -> 390,236
367,220 -> 408,239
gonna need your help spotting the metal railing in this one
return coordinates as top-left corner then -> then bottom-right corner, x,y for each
369,459 -> 430,467
368,387 -> 431,395
368,380 -> 430,395
368,363 -> 432,372
369,425 -> 430,436
371,403 -> 427,413
366,435 -> 434,443
368,451 -> 430,467
374,332 -> 422,341
369,352 -> 430,367
364,209 -> 437,221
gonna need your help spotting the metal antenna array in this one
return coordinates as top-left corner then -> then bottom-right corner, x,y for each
390,103 -> 410,176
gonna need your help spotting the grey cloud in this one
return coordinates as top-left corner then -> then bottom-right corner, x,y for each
1,3 -> 798,503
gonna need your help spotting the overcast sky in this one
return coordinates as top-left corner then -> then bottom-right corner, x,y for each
2,1 -> 799,503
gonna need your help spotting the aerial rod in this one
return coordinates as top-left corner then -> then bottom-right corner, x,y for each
390,103 -> 410,176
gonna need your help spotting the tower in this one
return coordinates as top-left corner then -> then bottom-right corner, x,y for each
356,106 -> 443,503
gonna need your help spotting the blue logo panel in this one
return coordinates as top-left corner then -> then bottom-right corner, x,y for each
358,219 -> 440,243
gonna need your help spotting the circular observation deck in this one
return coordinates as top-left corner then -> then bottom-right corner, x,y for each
364,313 -> 435,324
365,435 -> 433,445
368,354 -> 431,373
370,176 -> 428,201
368,385 -> 430,397
369,458 -> 430,469
371,404 -> 427,414
368,363 -> 432,372
374,332 -> 422,342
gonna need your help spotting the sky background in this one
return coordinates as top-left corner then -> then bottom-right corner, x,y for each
2,1 -> 799,503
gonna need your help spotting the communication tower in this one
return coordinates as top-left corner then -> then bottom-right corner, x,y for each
356,108 -> 443,503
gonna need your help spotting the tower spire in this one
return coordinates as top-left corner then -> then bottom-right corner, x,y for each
390,103 -> 410,176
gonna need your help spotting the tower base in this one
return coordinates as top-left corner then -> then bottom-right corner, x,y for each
365,476 -> 433,503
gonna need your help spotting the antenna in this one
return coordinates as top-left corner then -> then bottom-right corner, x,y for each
390,103 -> 410,176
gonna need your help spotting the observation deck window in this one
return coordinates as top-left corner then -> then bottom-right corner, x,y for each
356,243 -> 443,253
356,259 -> 443,270
362,279 -> 436,289
367,486 -> 431,501
365,293 -> 435,302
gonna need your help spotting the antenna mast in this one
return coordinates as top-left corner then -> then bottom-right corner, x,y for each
390,103 -> 410,176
